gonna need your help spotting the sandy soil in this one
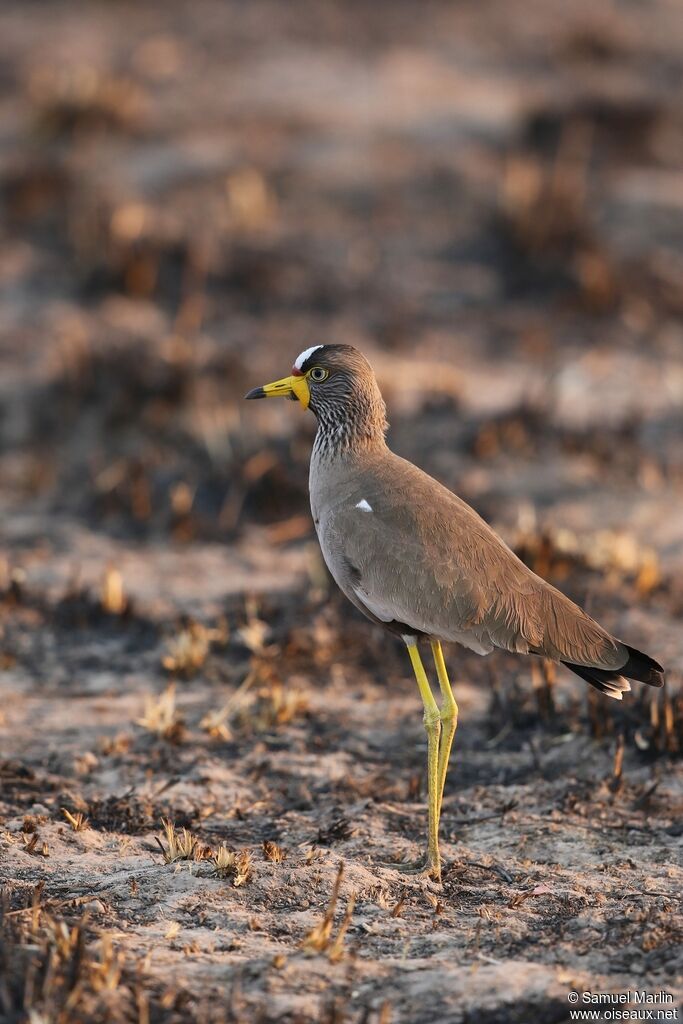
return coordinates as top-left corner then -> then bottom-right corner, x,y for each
0,1 -> 682,1021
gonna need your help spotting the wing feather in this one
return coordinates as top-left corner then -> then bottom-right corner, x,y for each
317,452 -> 625,669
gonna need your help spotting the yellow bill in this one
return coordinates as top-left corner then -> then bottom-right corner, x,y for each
244,374 -> 310,409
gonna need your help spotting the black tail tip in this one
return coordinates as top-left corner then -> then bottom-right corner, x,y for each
622,645 -> 665,687
562,644 -> 665,699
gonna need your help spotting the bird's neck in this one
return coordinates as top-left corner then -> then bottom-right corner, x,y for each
312,393 -> 388,461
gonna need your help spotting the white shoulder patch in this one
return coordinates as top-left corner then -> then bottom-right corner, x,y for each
355,499 -> 372,512
294,345 -> 324,370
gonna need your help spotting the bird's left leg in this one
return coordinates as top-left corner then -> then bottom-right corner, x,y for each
430,640 -> 458,819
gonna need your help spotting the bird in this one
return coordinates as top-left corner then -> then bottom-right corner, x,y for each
245,344 -> 665,882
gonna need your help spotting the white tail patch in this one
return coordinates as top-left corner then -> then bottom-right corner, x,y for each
355,499 -> 372,512
294,345 -> 323,370
605,678 -> 630,700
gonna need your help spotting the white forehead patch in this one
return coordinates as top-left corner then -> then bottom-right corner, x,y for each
294,345 -> 324,371
355,499 -> 372,512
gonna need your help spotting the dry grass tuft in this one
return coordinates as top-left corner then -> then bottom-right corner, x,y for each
21,832 -> 49,857
84,932 -> 126,994
98,733 -> 131,756
136,685 -> 185,743
162,618 -> 228,678
199,668 -> 256,741
62,807 -> 90,832
390,890 -> 408,919
234,672 -> 309,734
155,819 -> 203,864
641,687 -> 683,755
199,706 -> 233,741
201,662 -> 308,740
0,895 -> 136,1021
211,847 -> 253,886
155,821 -> 253,886
262,839 -> 285,863
316,818 -> 356,846
301,863 -> 355,961
236,596 -> 270,653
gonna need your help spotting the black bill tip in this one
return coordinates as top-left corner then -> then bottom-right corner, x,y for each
244,386 -> 266,400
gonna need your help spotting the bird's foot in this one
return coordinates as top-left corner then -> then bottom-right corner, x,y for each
377,853 -> 441,883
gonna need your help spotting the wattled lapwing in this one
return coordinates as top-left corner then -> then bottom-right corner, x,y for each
246,345 -> 664,881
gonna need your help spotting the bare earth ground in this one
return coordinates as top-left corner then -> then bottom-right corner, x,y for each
0,1 -> 682,1021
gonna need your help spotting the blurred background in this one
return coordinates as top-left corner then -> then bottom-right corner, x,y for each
2,0 -> 683,569
1,0 -> 682,767
0,2 -> 682,1016
1,0 -> 682,773
2,0 -> 683,564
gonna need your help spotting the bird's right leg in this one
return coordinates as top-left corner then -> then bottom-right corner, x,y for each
381,636 -> 442,881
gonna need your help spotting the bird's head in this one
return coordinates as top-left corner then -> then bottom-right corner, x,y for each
245,345 -> 387,444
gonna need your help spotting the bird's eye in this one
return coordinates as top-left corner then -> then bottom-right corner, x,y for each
308,366 -> 328,382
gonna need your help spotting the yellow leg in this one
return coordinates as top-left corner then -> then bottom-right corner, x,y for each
430,640 -> 458,819
404,636 -> 441,881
